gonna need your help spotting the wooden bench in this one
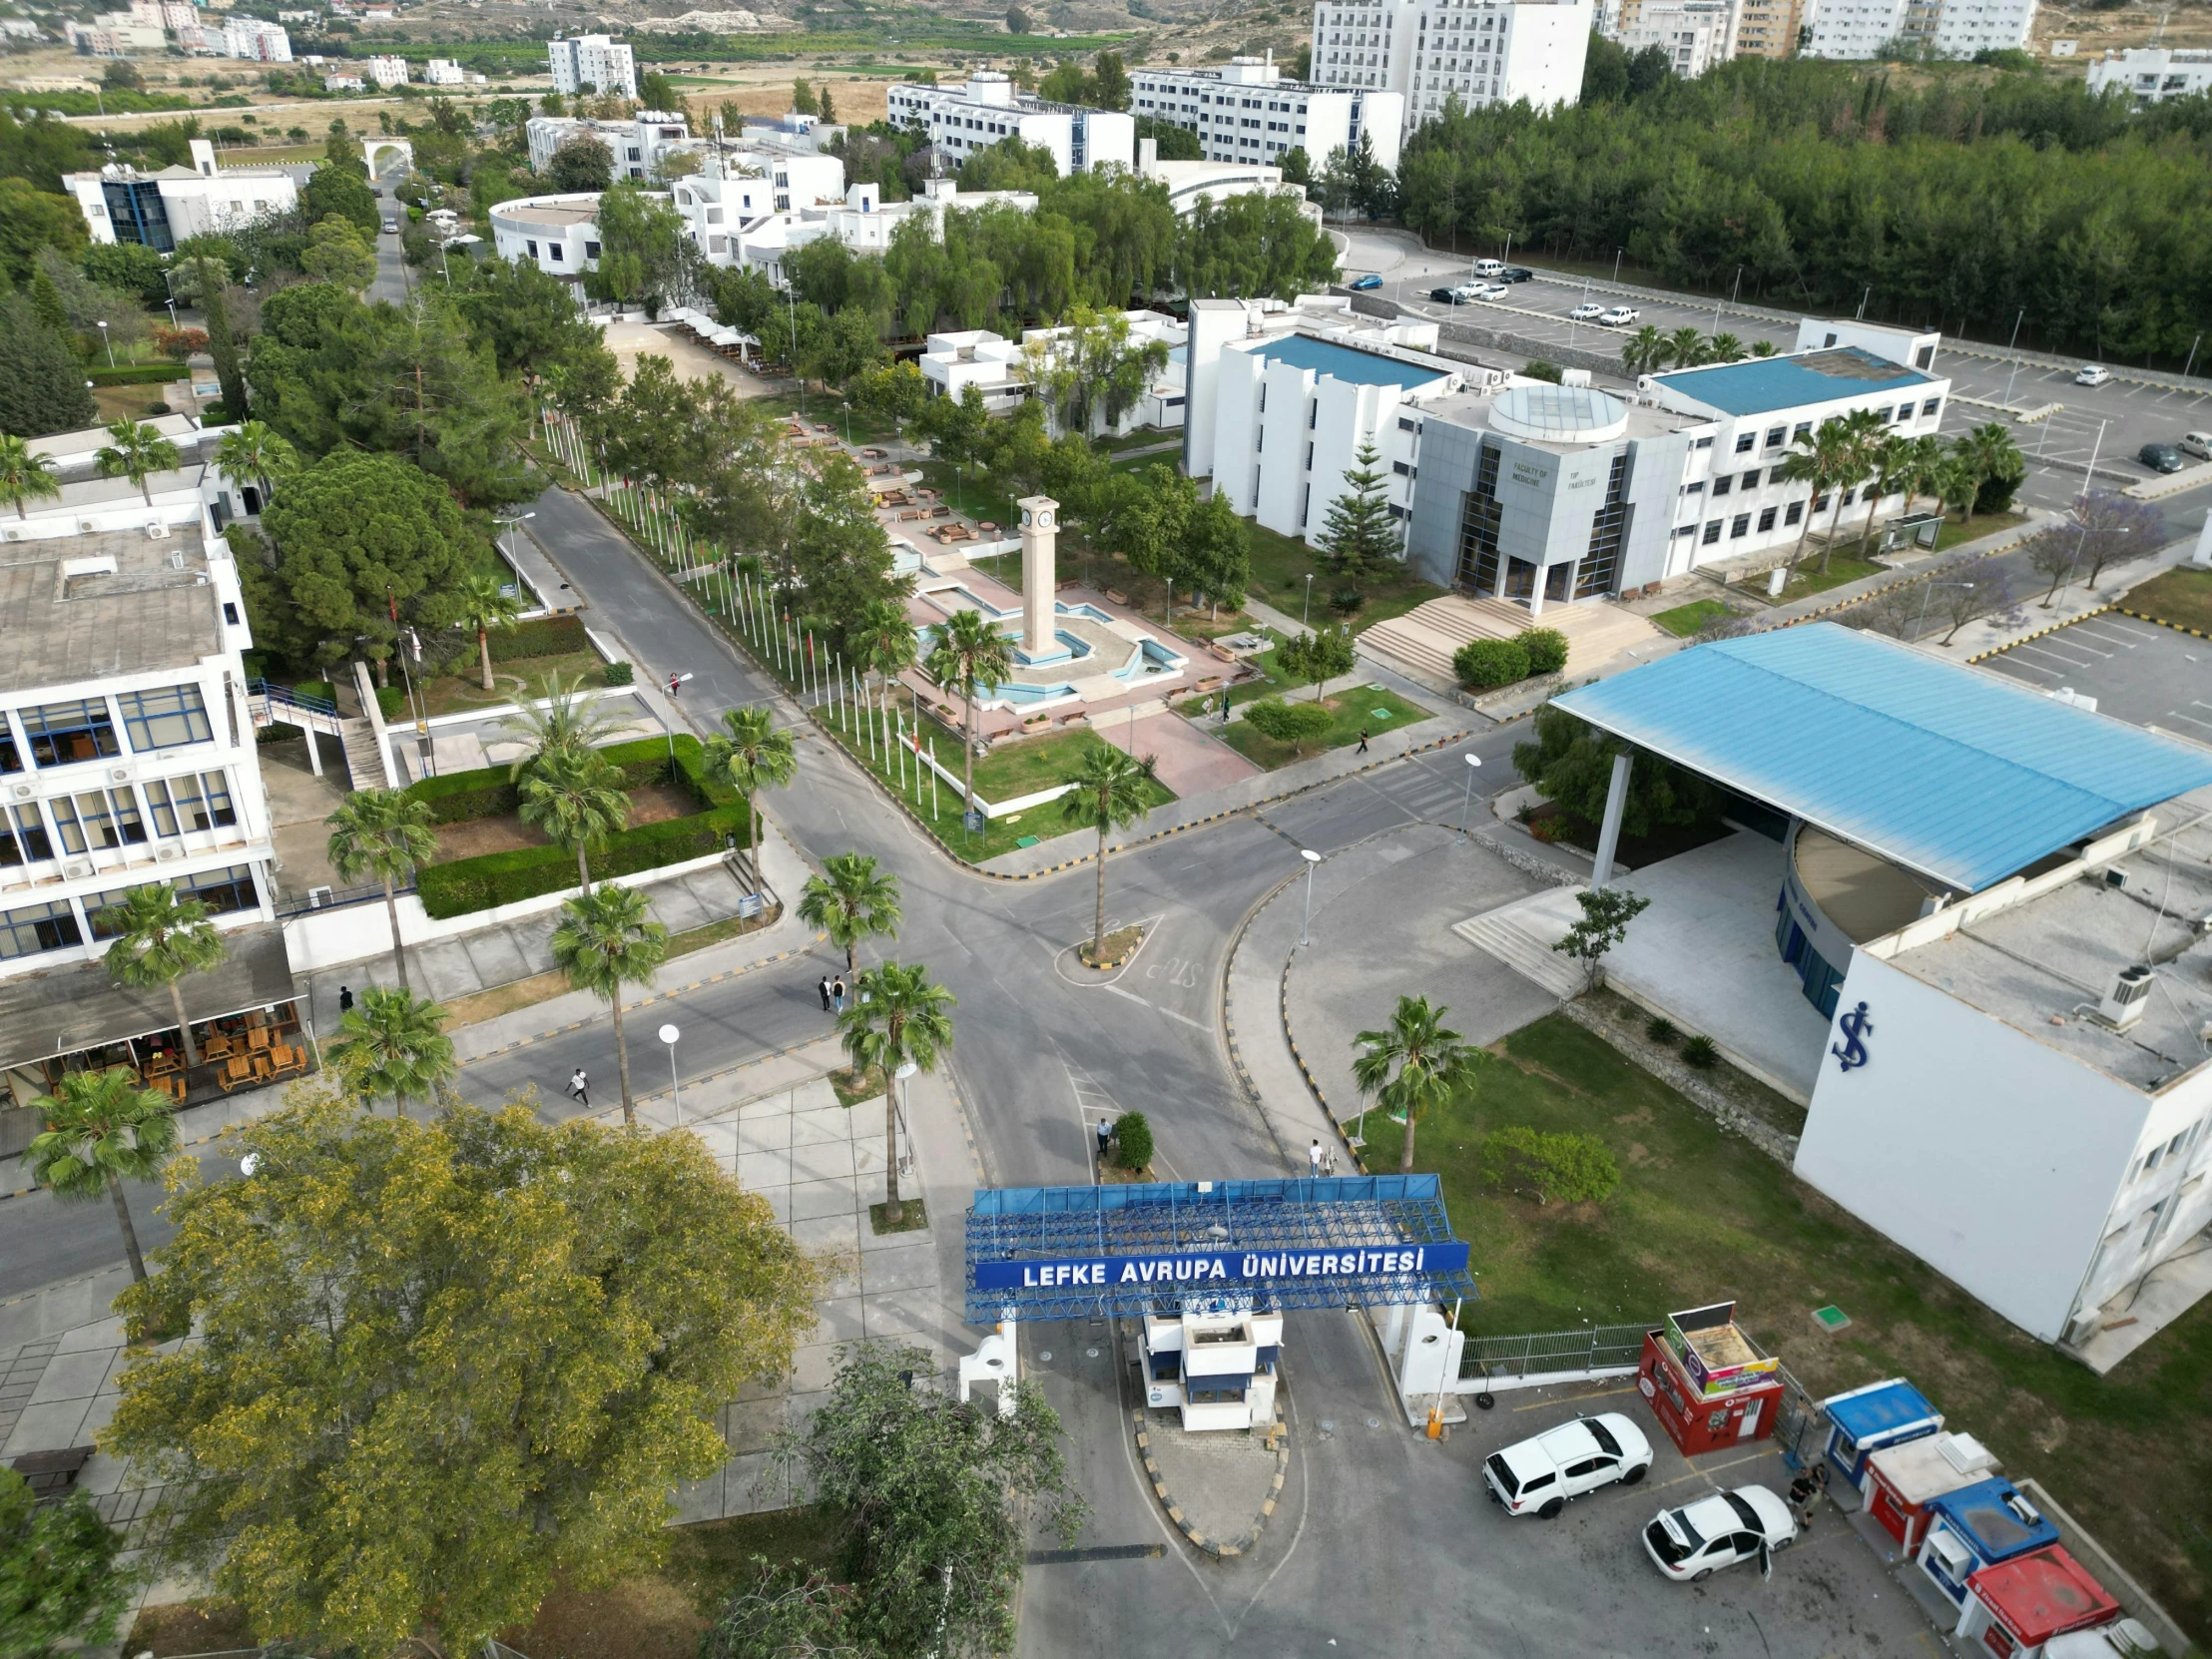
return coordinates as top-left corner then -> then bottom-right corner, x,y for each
10,1446 -> 94,1499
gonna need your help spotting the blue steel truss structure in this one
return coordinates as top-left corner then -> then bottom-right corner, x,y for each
964,1175 -> 1477,1323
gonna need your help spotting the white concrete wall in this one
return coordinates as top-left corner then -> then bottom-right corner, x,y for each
1795,949 -> 2149,1342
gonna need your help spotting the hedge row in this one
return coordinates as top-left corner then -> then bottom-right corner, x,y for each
416,803 -> 751,918
490,613 -> 590,664
1452,627 -> 1569,692
408,734 -> 732,825
89,363 -> 181,387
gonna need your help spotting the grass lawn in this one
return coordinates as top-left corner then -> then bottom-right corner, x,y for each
1932,509 -> 2028,554
2122,566 -> 2212,634
1217,685 -> 1430,769
1765,553 -> 1887,604
750,393 -> 901,448
1241,516 -> 1445,634
1358,1014 -> 2212,1643
1649,598 -> 1733,637
912,459 -> 1019,531
417,649 -> 612,718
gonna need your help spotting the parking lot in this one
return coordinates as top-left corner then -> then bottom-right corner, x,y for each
1978,612 -> 2212,741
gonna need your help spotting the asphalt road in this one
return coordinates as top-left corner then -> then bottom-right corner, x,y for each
1980,609 -> 2212,738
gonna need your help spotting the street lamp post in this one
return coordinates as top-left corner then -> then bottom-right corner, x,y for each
1914,579 -> 1973,641
1458,751 -> 1483,833
2001,309 -> 2027,409
659,1023 -> 682,1127
1303,572 -> 1315,629
1299,846 -> 1323,947
96,320 -> 113,369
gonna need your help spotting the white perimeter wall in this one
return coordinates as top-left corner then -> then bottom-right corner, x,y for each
1796,950 -> 2150,1342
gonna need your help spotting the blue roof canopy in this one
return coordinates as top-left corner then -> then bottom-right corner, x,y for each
1253,333 -> 1448,392
1651,346 -> 1933,417
1550,624 -> 2212,892
965,1176 -> 1476,1323
1821,1376 -> 1941,1444
1926,1479 -> 2059,1559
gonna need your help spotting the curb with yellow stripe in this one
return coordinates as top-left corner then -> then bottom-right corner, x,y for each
1132,1402 -> 1288,1559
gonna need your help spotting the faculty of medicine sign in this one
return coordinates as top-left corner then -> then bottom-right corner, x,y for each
972,1243 -> 1470,1294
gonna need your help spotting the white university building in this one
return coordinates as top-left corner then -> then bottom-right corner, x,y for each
64,140 -> 301,252
1129,56 -> 1404,173
884,71 -> 1135,178
1306,0 -> 1589,134
527,112 -> 697,182
548,32 -> 638,100
1804,0 -> 2035,58
2085,48 -> 2212,103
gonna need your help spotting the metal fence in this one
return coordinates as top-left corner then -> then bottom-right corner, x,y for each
1459,1323 -> 1653,1385
272,879 -> 415,919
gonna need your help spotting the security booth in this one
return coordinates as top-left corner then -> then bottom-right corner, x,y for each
1865,1430 -> 1998,1554
1959,1547 -> 2122,1658
1916,1478 -> 2061,1618
1636,1302 -> 1784,1457
961,1176 -> 1476,1433
1820,1376 -> 1943,1493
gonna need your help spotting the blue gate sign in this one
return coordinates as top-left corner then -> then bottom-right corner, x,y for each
974,1243 -> 1467,1292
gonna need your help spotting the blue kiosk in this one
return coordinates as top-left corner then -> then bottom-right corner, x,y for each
962,1175 -> 1477,1432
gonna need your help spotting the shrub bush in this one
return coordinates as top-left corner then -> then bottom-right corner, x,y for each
1242,696 -> 1336,756
603,660 -> 635,687
1329,585 -> 1367,618
1114,1111 -> 1154,1171
416,802 -> 752,917
1485,1125 -> 1621,1206
1517,628 -> 1568,677
291,679 -> 335,706
1644,1015 -> 1679,1045
374,685 -> 406,721
1521,359 -> 1564,383
489,613 -> 590,664
408,734 -> 733,825
1681,1033 -> 1720,1069
1452,636 -> 1530,690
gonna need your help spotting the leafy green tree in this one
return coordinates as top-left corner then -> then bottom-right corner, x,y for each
325,788 -> 438,990
586,183 -> 696,308
0,294 -> 95,437
1952,420 -> 2026,525
299,214 -> 376,290
25,1067 -> 180,1282
27,265 -> 66,332
214,419 -> 297,509
0,431 -> 61,519
836,960 -> 952,1224
1510,705 -> 1720,837
793,453 -> 907,650
1021,304 -> 1168,436
518,747 -> 631,892
792,77 -> 819,116
0,1465 -> 132,1658
107,1091 -> 816,1656
1060,743 -> 1160,962
799,852 -> 902,976
1242,696 -> 1335,756
299,161 -> 379,235
1553,886 -> 1652,989
1354,994 -> 1479,1174
703,705 -> 797,884
1184,491 -> 1250,619
1316,442 -> 1401,582
924,607 -> 1013,821
456,570 -> 524,692
551,883 -> 669,1128
328,985 -> 455,1116
0,176 -> 88,285
701,1561 -> 861,1659
101,883 -> 225,1068
800,1343 -> 1082,1659
1275,627 -> 1357,701
95,418 -> 182,506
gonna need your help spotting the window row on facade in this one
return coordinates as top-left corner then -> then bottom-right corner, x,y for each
0,684 -> 215,775
0,862 -> 263,961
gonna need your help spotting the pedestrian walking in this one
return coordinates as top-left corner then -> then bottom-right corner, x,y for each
1787,1470 -> 1819,1528
1357,728 -> 1371,754
337,984 -> 353,1015
831,975 -> 846,1013
1096,1118 -> 1113,1161
818,973 -> 832,1012
668,672 -> 682,699
567,1068 -> 590,1110
1309,1138 -> 1325,1179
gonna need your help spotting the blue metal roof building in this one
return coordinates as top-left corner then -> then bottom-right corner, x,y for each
1549,624 -> 2212,892
1253,333 -> 1451,392
1819,1376 -> 1943,1489
1650,347 -> 1934,416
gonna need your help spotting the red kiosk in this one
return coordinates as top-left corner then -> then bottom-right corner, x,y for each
1637,1302 -> 1785,1457
1959,1547 -> 2121,1657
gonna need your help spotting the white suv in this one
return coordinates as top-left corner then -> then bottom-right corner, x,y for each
1471,259 -> 1505,277
1599,305 -> 1640,326
1482,1412 -> 1654,1518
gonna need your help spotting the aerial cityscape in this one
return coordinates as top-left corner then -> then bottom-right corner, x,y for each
0,0 -> 2208,1653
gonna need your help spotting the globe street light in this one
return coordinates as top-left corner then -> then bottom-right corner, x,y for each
658,1022 -> 682,1127
1300,846 -> 1323,947
96,319 -> 114,369
1458,751 -> 1484,833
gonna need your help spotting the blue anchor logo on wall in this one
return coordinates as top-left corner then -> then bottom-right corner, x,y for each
1831,1002 -> 1873,1072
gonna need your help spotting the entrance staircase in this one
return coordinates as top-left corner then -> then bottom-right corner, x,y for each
246,680 -> 387,792
1450,888 -> 1589,998
1361,594 -> 1667,688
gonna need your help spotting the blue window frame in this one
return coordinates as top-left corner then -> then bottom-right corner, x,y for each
118,686 -> 213,753
20,699 -> 119,768
0,899 -> 83,959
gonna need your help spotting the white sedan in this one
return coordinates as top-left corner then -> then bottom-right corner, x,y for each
1481,1412 -> 1654,1518
1466,281 -> 1509,300
2075,363 -> 2111,386
1643,1485 -> 1798,1582
1599,305 -> 1641,326
1569,301 -> 1606,321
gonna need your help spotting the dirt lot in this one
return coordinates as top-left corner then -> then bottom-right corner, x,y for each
433,782 -> 699,860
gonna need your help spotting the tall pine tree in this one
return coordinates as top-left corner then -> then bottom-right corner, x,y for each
198,257 -> 249,420
1316,441 -> 1400,582
0,295 -> 96,438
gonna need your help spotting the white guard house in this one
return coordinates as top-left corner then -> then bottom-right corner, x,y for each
961,1176 -> 1475,1431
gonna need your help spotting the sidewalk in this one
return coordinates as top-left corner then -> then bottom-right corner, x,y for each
1746,512 -> 2048,629
1947,538 -> 2195,663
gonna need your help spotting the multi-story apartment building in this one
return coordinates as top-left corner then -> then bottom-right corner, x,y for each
1306,0 -> 1587,135
548,32 -> 638,100
64,140 -> 301,251
1729,0 -> 1803,58
1805,0 -> 2033,58
423,57 -> 464,85
2085,46 -> 2212,102
1613,0 -> 1741,75
527,112 -> 695,181
222,17 -> 292,61
1129,56 -> 1403,173
883,71 -> 1135,178
363,54 -> 410,87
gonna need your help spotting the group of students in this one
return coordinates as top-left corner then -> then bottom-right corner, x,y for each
818,974 -> 848,1014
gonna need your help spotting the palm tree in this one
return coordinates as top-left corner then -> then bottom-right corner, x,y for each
455,571 -> 525,693
212,419 -> 297,510
325,788 -> 437,991
1815,408 -> 1887,575
1893,432 -> 1946,522
1664,325 -> 1707,369
25,1068 -> 179,1281
550,883 -> 669,1128
1059,743 -> 1160,964
702,705 -> 797,888
1950,422 -> 2026,533
1856,432 -> 1919,559
923,607 -> 1013,823
1706,331 -> 1746,363
328,986 -> 454,1117
496,670 -> 625,779
1621,324 -> 1668,377
835,959 -> 954,1226
517,747 -> 630,891
0,433 -> 61,520
1748,340 -> 1779,357
1774,425 -> 1842,579
1352,995 -> 1480,1176
798,851 -> 902,974
95,418 -> 183,506
1933,451 -> 1979,524
100,883 -> 226,1068
850,596 -> 919,697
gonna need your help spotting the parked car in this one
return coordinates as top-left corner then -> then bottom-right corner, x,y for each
2179,430 -> 2212,461
1472,259 -> 1506,277
1467,281 -> 1508,300
1643,1486 -> 1798,1582
2074,363 -> 2111,387
1599,305 -> 1641,326
1350,273 -> 1383,291
2139,442 -> 2185,473
1482,1412 -> 1654,1518
1569,301 -> 1606,321
381,216 -> 398,235
1500,266 -> 1534,282
1429,285 -> 1467,304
